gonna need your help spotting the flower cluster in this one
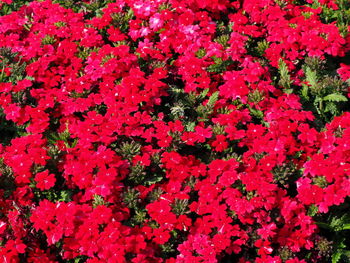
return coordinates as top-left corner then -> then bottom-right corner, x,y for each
0,0 -> 350,262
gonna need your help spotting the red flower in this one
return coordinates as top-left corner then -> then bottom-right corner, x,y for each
35,170 -> 56,190
211,134 -> 228,152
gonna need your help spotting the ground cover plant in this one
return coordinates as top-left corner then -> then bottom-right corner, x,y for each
0,0 -> 350,262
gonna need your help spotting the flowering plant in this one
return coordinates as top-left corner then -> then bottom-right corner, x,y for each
0,0 -> 350,262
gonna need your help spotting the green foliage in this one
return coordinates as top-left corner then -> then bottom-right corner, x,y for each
305,67 -> 318,92
0,47 -> 27,83
304,56 -> 325,72
275,0 -> 288,8
115,141 -> 141,161
126,162 -> 164,186
46,127 -> 78,149
248,89 -> 265,104
33,189 -> 73,203
312,176 -> 328,188
278,58 -> 293,90
123,188 -> 140,209
128,163 -> 146,184
67,255 -> 89,263
195,48 -> 206,58
314,0 -> 350,37
323,93 -> 348,102
255,40 -> 269,57
315,237 -> 333,260
130,209 -> 147,226
185,121 -> 196,132
214,34 -> 230,47
77,46 -> 100,60
207,91 -> 219,107
215,20 -> 233,36
278,246 -> 294,262
41,35 -> 56,45
111,7 -> 134,33
159,230 -> 187,259
166,86 -> 219,125
0,0 -> 28,16
212,123 -> 225,135
207,57 -> 234,73
299,58 -> 349,123
272,162 -> 299,187
147,187 -> 164,202
92,194 -> 106,208
54,21 -> 67,28
196,91 -> 219,121
170,103 -> 185,120
143,173 -> 164,186
250,107 -> 264,119
0,111 -> 27,146
53,0 -> 115,17
315,203 -> 350,263
308,204 -> 319,217
171,199 -> 189,216
0,159 -> 15,199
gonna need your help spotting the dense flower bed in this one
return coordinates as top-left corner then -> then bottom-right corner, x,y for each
0,0 -> 350,262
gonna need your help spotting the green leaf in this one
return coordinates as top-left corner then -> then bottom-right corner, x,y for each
307,204 -> 318,216
284,88 -> 293,94
249,107 -> 264,119
278,58 -> 292,88
315,221 -> 333,230
93,194 -> 105,208
301,83 -> 309,100
207,91 -> 219,108
332,250 -> 342,263
144,174 -> 164,186
278,59 -> 288,74
185,122 -> 196,132
47,132 -> 60,144
305,67 -> 318,89
255,40 -> 269,56
323,94 -> 348,102
58,190 -> 72,202
199,89 -> 210,100
339,224 -> 350,231
207,58 -> 233,73
324,102 -> 338,115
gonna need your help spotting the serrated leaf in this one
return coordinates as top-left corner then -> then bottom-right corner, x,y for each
323,94 -> 348,102
301,83 -> 309,99
278,58 -> 292,88
47,133 -> 60,144
58,191 -> 72,202
284,88 -> 293,94
249,108 -> 264,119
207,64 -> 224,73
199,89 -> 209,100
207,91 -> 219,107
59,129 -> 70,141
307,204 -> 318,216
278,58 -> 289,75
207,58 -> 233,73
324,102 -> 338,114
144,175 -> 163,186
332,250 -> 342,263
186,122 -> 196,132
305,67 -> 318,88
